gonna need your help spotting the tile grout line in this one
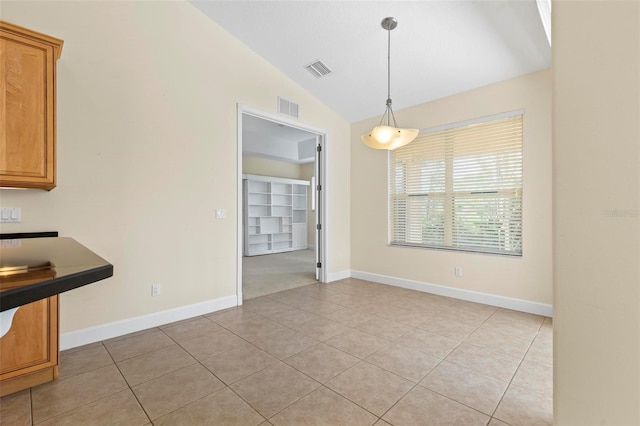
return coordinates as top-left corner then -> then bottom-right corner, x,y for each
209,300 -> 395,423
374,304 -> 533,424
262,287 -> 481,422
29,387 -> 33,426
29,341 -> 150,426
17,279 -> 550,425
377,304 -> 524,424
109,320 -> 271,424
152,325 -> 266,423
372,311 -> 477,424
154,315 -> 338,424
102,341 -> 153,425
487,319 -> 546,423
274,299 -> 428,423
184,299 -> 538,424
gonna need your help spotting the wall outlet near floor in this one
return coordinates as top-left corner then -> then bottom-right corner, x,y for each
454,266 -> 463,277
151,284 -> 161,296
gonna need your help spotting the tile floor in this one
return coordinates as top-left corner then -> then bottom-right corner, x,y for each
0,278 -> 553,425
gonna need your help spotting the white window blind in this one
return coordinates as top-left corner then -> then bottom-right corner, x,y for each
389,113 -> 523,256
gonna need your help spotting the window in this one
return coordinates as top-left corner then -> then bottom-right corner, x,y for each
389,112 -> 523,256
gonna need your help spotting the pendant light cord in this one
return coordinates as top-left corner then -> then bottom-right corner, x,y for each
379,24 -> 398,129
387,25 -> 391,104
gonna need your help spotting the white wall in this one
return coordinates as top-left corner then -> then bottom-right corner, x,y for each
553,1 -> 640,423
0,0 -> 350,335
351,70 -> 552,307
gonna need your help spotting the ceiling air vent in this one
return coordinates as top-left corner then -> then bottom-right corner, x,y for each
278,97 -> 299,118
305,60 -> 332,78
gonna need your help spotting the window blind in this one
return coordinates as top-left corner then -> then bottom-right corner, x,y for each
389,114 -> 523,256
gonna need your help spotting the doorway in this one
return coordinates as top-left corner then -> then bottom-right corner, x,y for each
236,105 -> 327,304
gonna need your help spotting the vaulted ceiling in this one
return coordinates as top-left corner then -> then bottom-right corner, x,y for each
190,1 -> 550,164
191,0 -> 551,123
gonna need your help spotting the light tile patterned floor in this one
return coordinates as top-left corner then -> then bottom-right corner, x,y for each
0,278 -> 553,425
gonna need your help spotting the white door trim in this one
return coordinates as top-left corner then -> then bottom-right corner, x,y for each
236,104 -> 328,305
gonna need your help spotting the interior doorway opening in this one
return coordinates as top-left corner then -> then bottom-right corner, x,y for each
237,105 -> 327,304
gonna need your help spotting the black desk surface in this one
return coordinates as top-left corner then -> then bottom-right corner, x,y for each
0,237 -> 113,311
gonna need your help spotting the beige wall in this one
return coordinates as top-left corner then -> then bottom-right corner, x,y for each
242,156 -> 304,180
351,69 -> 552,305
0,1 -> 350,334
553,1 -> 640,423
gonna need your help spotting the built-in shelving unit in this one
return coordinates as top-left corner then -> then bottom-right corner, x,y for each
243,174 -> 310,256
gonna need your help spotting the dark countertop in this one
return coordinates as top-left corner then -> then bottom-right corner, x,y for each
0,237 -> 113,311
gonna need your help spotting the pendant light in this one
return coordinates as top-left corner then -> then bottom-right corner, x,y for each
361,17 -> 418,150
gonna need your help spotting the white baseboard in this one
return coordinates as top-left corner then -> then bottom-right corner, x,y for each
351,270 -> 553,317
326,269 -> 351,282
60,295 -> 237,350
61,272 -> 551,350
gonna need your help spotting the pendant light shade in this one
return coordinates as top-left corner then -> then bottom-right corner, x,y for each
361,17 -> 418,150
362,126 -> 419,150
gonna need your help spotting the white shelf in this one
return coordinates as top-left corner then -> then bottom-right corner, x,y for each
243,174 -> 309,256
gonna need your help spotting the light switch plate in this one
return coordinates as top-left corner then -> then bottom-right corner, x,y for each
215,209 -> 226,219
0,207 -> 21,223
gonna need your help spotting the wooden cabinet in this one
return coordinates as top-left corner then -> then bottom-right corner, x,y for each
0,296 -> 59,397
0,21 -> 63,190
243,174 -> 309,256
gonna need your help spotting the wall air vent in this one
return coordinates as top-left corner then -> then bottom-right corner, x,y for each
278,97 -> 299,118
305,60 -> 332,78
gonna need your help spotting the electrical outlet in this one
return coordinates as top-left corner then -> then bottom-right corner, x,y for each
454,266 -> 463,277
215,209 -> 226,219
151,284 -> 160,296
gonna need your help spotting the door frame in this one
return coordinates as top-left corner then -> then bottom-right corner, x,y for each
236,104 -> 328,305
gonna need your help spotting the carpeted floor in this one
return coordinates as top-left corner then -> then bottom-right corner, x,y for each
243,249 -> 317,300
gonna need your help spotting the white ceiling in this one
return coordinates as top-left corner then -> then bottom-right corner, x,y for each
242,114 -> 317,164
190,0 -> 551,124
191,1 -> 550,164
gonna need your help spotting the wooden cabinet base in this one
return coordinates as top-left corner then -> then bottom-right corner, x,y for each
0,366 -> 58,397
0,296 -> 59,396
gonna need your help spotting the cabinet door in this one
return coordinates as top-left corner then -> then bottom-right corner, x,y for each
0,296 -> 58,384
0,22 -> 62,190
